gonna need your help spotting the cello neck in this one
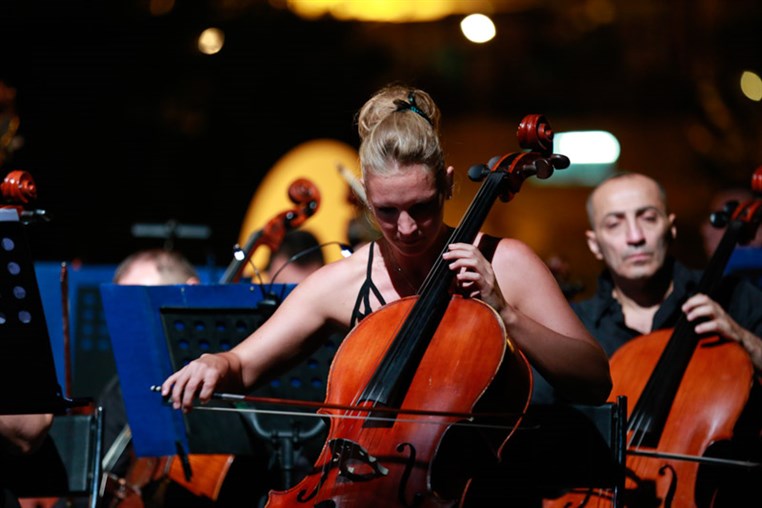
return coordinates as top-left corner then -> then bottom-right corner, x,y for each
358,171 -> 511,413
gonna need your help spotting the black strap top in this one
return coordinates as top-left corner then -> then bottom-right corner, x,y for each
350,241 -> 387,328
349,234 -> 501,329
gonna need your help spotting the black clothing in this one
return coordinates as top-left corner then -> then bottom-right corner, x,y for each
0,435 -> 70,505
349,241 -> 386,328
349,234 -> 501,329
533,258 -> 762,405
572,258 -> 762,357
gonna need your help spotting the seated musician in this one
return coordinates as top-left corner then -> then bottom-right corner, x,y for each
542,172 -> 762,506
161,84 -> 612,506
1,414 -> 53,508
101,248 -> 273,508
701,185 -> 762,288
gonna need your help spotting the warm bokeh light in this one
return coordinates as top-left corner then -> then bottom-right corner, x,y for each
197,27 -> 225,55
284,0 -> 505,22
148,0 -> 175,16
584,0 -> 616,25
460,14 -> 496,44
740,70 -> 762,102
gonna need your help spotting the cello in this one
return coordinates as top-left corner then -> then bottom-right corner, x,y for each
264,114 -> 570,507
219,178 -> 320,284
544,168 -> 762,507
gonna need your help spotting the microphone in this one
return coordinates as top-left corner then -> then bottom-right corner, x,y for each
232,243 -> 266,285
230,243 -> 276,311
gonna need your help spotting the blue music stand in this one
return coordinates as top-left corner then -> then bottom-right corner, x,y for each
100,282 -> 333,459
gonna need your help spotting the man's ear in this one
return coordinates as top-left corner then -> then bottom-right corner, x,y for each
668,212 -> 677,242
585,230 -> 604,260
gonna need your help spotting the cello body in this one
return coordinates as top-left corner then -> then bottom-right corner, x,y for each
610,331 -> 753,507
543,330 -> 754,508
267,297 -> 531,507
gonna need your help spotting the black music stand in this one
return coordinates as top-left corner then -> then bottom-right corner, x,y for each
1,208 -> 102,508
159,303 -> 337,488
101,282 -> 337,487
0,208 -> 88,414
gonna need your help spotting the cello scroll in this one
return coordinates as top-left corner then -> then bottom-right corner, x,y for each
219,177 -> 320,283
467,114 -> 570,202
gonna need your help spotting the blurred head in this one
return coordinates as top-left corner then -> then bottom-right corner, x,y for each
701,187 -> 762,256
113,248 -> 199,285
585,173 -> 676,283
266,230 -> 324,284
355,84 -> 453,256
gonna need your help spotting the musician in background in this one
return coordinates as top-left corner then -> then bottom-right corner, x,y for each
701,186 -> 762,288
162,83 -> 612,505
100,249 -> 201,482
1,414 -> 53,508
573,172 -> 762,368
556,172 -> 762,506
701,187 -> 762,256
0,415 -> 52,458
101,248 -> 273,508
263,230 -> 325,284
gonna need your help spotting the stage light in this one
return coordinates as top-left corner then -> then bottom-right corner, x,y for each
198,27 -> 224,55
533,130 -> 620,186
460,14 -> 496,44
740,70 -> 762,102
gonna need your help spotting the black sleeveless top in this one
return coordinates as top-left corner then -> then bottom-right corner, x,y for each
350,241 -> 386,328
349,235 -> 501,328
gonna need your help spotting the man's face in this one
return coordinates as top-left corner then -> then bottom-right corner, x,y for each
586,175 -> 676,282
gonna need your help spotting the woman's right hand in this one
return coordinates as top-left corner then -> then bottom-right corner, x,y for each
160,351 -> 241,413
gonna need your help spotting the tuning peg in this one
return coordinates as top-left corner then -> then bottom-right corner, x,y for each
709,211 -> 729,228
550,154 -> 570,169
468,163 -> 491,182
533,159 -> 553,180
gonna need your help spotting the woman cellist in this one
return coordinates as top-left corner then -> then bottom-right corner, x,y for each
543,171 -> 762,507
161,83 -> 612,506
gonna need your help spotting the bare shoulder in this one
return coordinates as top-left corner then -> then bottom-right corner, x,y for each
490,237 -> 557,288
288,243 -> 372,325
490,236 -> 573,314
492,237 -> 544,267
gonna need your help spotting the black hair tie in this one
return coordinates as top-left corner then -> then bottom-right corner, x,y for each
394,91 -> 433,126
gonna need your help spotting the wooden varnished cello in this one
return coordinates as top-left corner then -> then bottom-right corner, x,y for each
220,178 -> 320,284
263,115 -> 570,507
544,168 -> 762,508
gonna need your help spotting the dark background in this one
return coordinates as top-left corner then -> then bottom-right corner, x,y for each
2,0 -> 761,273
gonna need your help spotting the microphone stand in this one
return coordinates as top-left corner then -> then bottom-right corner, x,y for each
219,228 -> 265,284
